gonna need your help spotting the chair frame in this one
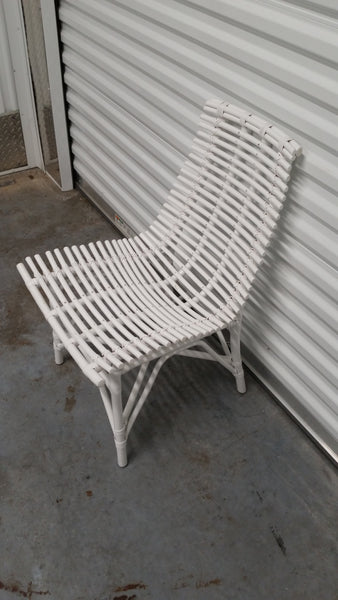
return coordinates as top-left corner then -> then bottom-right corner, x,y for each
52,317 -> 245,467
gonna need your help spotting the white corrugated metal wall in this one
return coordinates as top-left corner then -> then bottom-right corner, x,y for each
58,0 -> 338,460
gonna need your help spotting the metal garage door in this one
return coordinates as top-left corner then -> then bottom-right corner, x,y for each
58,0 -> 338,461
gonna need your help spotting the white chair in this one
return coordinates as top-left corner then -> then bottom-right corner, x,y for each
17,99 -> 301,467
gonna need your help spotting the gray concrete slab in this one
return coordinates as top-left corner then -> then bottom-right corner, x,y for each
1,170 -> 337,600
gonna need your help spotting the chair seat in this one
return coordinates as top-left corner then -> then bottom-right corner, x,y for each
18,235 -> 237,384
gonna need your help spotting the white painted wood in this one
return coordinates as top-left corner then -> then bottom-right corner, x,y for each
2,0 -> 42,168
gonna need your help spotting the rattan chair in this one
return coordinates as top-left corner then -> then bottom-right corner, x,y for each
17,98 -> 301,467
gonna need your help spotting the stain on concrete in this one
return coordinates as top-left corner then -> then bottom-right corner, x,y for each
256,490 -> 264,503
173,581 -> 189,590
195,578 -> 222,589
113,595 -> 136,600
0,579 -> 50,598
196,483 -> 213,502
227,457 -> 247,475
64,385 -> 76,412
173,577 -> 221,591
86,490 -> 93,497
270,525 -> 287,555
0,465 -> 10,499
201,492 -> 213,501
187,449 -> 210,466
172,574 -> 194,590
115,583 -> 146,592
0,178 -> 15,188
1,282 -> 34,348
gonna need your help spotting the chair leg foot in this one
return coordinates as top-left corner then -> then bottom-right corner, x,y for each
114,424 -> 128,467
229,317 -> 246,395
100,375 -> 128,467
54,347 -> 64,365
116,440 -> 128,468
235,369 -> 246,394
53,332 -> 64,365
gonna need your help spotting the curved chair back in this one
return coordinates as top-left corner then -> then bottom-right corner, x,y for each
145,98 -> 301,320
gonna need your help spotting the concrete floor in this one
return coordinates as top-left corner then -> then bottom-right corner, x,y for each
0,169 -> 337,600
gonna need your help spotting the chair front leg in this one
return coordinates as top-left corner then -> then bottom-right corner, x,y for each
229,317 -> 246,394
100,374 -> 128,467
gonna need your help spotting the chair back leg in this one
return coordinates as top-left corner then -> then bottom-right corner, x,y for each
52,331 -> 65,365
229,318 -> 246,394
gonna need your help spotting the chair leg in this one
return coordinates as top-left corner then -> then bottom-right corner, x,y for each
100,374 -> 128,467
52,331 -> 65,365
229,318 -> 246,394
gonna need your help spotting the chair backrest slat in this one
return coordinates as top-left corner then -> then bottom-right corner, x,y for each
153,98 -> 301,312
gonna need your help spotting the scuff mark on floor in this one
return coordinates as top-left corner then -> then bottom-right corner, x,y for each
173,576 -> 222,591
270,525 -> 287,555
115,583 -> 146,592
196,578 -> 222,588
64,385 -> 76,412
